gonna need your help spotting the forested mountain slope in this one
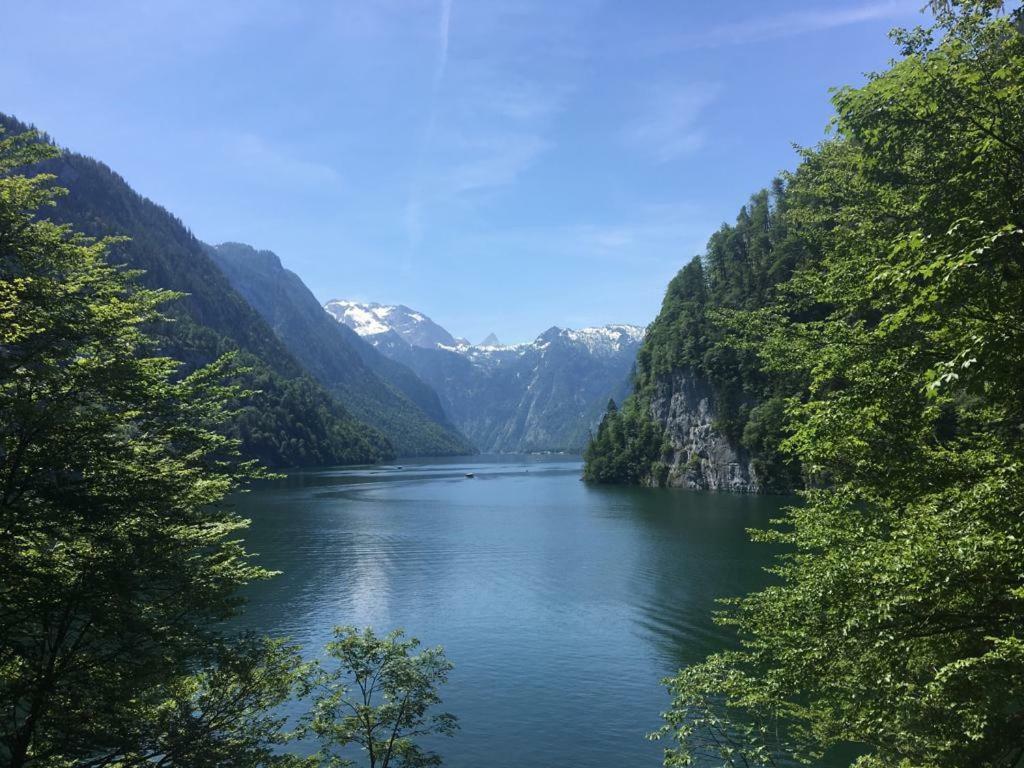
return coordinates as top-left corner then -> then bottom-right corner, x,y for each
584,184 -> 811,492
208,243 -> 474,456
1,113 -> 390,467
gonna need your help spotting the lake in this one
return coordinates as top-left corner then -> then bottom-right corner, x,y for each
233,455 -> 792,767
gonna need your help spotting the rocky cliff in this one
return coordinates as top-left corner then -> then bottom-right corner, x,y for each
584,186 -> 808,493
648,369 -> 760,492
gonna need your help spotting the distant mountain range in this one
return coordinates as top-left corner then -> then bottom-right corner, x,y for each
206,245 -> 475,457
325,301 -> 644,453
5,111 -> 644,463
2,112 -> 472,464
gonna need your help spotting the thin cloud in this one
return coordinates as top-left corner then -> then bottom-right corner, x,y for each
667,1 -> 917,49
626,83 -> 720,162
435,0 -> 453,88
445,133 -> 551,193
462,200 -> 709,266
406,0 -> 455,249
405,0 -> 580,246
228,133 -> 342,186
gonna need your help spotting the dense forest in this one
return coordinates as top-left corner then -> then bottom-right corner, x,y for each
592,3 -> 1024,766
584,183 -> 808,490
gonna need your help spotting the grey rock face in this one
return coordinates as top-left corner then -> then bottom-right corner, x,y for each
649,368 -> 761,493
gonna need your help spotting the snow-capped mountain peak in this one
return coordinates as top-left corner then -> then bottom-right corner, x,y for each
324,300 -> 391,336
324,300 -> 456,349
322,300 -> 646,453
325,300 -> 645,360
561,324 -> 646,355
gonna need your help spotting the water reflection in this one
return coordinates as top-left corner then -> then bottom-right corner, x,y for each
231,456 -> 802,768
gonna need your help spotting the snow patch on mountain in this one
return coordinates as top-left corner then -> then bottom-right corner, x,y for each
325,300 -> 456,349
325,300 -> 645,361
563,324 -> 646,355
326,300 -> 391,336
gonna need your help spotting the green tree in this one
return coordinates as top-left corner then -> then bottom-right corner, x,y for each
0,131 -> 307,766
306,627 -> 458,768
655,4 -> 1024,767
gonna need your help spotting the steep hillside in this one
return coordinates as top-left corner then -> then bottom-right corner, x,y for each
584,184 -> 809,492
208,243 -> 474,456
2,113 -> 390,466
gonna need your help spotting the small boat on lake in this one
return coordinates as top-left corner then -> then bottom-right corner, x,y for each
465,472 -> 475,478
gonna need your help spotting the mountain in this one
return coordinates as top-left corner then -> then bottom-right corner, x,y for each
324,301 -> 457,349
208,244 -> 474,457
479,333 -> 501,347
2,113 -> 390,467
582,186 -> 808,492
327,301 -> 644,453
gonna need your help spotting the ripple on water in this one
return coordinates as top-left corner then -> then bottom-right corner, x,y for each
234,456 -> 795,768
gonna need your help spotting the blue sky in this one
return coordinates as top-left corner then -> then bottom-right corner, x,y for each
5,0 -> 926,343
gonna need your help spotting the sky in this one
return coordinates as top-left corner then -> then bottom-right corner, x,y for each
3,0 -> 928,343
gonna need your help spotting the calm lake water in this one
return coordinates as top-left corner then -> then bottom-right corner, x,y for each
233,455 -> 793,767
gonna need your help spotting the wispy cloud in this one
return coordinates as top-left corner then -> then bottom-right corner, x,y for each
406,0 -> 456,249
665,1 -> 917,50
444,133 -> 551,194
463,200 -> 709,266
404,0 -> 583,246
228,133 -> 342,186
626,83 -> 720,162
434,0 -> 453,88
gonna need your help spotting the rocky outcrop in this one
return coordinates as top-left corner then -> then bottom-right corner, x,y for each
649,368 -> 761,493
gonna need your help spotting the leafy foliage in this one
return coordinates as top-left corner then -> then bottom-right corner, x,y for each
305,627 -> 458,768
1,131 -> 457,768
654,5 -> 1024,766
0,131 -> 311,766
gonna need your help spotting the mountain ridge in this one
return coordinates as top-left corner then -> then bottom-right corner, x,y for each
208,243 -> 476,457
324,300 -> 457,349
326,299 -> 644,453
1,112 -> 392,467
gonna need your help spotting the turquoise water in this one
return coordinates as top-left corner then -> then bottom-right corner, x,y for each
233,455 -> 794,767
